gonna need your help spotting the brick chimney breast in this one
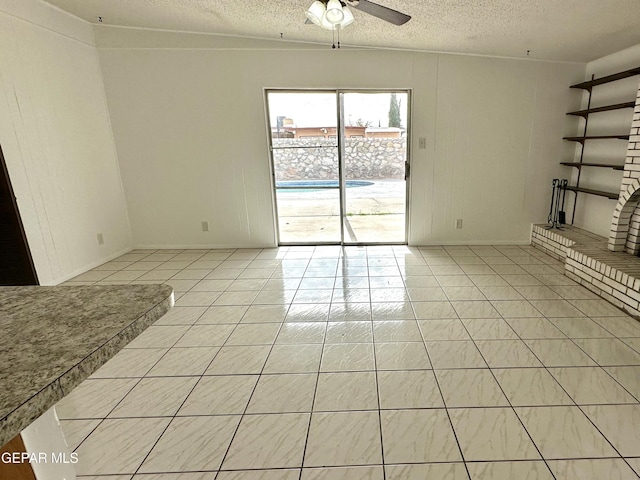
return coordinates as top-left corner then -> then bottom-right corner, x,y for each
608,85 -> 640,254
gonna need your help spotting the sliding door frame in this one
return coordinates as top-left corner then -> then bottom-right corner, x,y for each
265,88 -> 411,246
265,88 -> 343,246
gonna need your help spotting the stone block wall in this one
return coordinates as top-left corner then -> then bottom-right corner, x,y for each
272,137 -> 406,181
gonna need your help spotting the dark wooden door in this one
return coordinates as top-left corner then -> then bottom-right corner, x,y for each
0,145 -> 38,285
0,434 -> 37,480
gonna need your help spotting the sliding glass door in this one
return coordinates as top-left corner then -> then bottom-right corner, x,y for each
341,92 -> 408,243
267,91 -> 342,243
266,90 -> 409,245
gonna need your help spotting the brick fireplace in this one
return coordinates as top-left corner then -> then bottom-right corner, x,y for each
609,85 -> 640,253
531,82 -> 640,317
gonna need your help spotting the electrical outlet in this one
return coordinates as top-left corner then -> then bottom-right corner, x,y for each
456,219 -> 463,229
97,233 -> 104,245
418,137 -> 427,149
201,221 -> 209,232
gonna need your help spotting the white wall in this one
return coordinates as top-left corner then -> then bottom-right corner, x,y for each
568,44 -> 640,237
0,0 -> 132,284
96,27 -> 584,247
426,55 -> 582,243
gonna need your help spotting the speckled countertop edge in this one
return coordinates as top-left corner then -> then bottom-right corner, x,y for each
0,285 -> 173,446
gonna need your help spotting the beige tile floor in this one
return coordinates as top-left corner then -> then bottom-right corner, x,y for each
57,245 -> 640,479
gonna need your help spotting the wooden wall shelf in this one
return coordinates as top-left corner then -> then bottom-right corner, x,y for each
560,162 -> 624,171
570,67 -> 640,90
563,135 -> 630,143
564,186 -> 618,200
566,101 -> 635,117
560,65 -> 639,221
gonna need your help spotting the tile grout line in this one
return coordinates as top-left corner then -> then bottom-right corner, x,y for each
372,248 -> 388,480
413,323 -> 473,479
68,287 -> 212,460
107,247 -> 276,475
295,246 -> 330,479
415,246 -> 473,479
426,245 -> 599,476
465,255 -> 637,474
210,247 -> 314,478
444,268 -> 559,479
127,249 -> 250,477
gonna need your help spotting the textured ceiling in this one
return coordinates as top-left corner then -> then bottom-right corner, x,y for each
44,0 -> 640,62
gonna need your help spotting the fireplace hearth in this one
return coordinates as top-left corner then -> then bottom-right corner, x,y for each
533,224 -> 640,318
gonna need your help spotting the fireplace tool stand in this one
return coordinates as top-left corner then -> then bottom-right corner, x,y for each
546,179 -> 568,230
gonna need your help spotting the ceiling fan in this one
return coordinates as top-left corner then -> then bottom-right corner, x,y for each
344,0 -> 411,25
305,0 -> 411,30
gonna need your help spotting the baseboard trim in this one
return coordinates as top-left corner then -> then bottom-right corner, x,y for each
46,246 -> 134,286
132,243 -> 278,250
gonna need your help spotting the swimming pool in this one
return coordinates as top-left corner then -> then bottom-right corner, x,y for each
276,180 -> 374,192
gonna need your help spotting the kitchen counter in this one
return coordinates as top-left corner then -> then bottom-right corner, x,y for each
0,284 -> 173,447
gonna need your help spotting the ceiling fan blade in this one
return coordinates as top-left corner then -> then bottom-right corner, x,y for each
348,0 -> 411,25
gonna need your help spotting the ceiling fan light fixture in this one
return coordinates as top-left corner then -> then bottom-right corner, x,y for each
305,1 -> 326,26
340,6 -> 354,28
319,15 -> 335,30
325,0 -> 345,24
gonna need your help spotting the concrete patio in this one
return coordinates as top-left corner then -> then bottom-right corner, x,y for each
276,180 -> 407,244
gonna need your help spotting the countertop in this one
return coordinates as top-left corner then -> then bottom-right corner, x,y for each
0,284 -> 173,446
